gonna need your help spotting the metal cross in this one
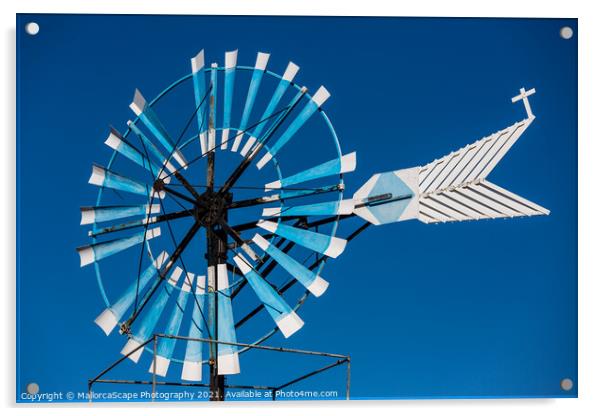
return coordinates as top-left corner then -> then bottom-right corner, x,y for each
511,87 -> 536,119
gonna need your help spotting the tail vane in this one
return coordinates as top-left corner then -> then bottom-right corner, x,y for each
353,87 -> 549,225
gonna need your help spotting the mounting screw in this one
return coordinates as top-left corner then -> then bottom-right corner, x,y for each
560,378 -> 574,391
26,382 -> 39,395
25,22 -> 40,35
560,26 -> 574,40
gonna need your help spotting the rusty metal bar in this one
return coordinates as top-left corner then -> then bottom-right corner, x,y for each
152,335 -> 157,401
273,358 -> 349,392
157,334 -> 349,359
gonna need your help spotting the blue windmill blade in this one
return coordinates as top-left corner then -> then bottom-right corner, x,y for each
256,86 -> 330,170
94,251 -> 169,335
191,49 -> 209,155
80,204 -> 160,225
182,275 -> 207,381
88,165 -> 165,199
220,50 -> 238,150
240,61 -> 299,157
256,220 -> 346,259
251,234 -> 329,297
262,199 -> 354,218
104,128 -> 164,180
231,52 -> 270,152
129,89 -> 188,169
265,152 -> 356,190
216,263 -> 240,375
232,254 -> 304,338
127,120 -> 177,178
208,63 -> 218,152
77,228 -> 161,267
149,273 -> 195,377
120,266 -> 184,363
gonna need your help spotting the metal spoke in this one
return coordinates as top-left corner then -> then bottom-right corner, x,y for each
122,220 -> 204,332
218,88 -> 308,196
88,209 -> 194,238
228,183 -> 343,210
234,220 -> 370,329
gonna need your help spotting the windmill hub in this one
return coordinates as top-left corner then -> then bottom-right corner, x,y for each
196,191 -> 232,226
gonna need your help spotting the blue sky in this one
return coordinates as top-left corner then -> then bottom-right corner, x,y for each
17,14 -> 577,401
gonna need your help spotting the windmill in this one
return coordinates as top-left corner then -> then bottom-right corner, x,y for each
78,50 -> 549,401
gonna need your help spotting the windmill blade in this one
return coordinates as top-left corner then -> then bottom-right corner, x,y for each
252,234 -> 329,297
129,89 -> 188,169
208,64 -> 218,151
80,204 -> 160,225
240,61 -> 299,157
221,50 -> 238,150
353,106 -> 549,225
232,254 -> 304,338
127,120 -> 177,177
262,199 -> 354,218
256,86 -> 330,169
77,228 -> 161,267
104,128 -> 165,180
216,263 -> 240,375
256,220 -> 347,258
88,164 -> 165,199
265,152 -> 356,190
231,52 -> 270,152
149,273 -> 195,377
191,49 -> 209,154
94,251 -> 169,335
182,275 -> 207,381
120,267 -> 183,363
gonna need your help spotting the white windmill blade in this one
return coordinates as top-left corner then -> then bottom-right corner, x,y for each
120,266 -> 184,363
256,86 -> 330,170
149,273 -> 195,377
129,89 -> 188,169
94,251 -> 169,335
191,49 -> 209,155
76,228 -> 161,267
80,204 -> 160,225
239,61 -> 299,157
182,274 -> 206,381
231,52 -> 270,152
88,164 -> 165,199
233,253 -> 304,338
264,152 -> 356,190
221,50 -> 238,150
353,87 -> 549,225
251,234 -> 329,297
256,220 -> 347,259
215,264 -> 240,375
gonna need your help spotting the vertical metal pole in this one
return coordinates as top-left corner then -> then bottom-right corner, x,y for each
207,235 -> 224,401
152,335 -> 157,401
213,218 -> 228,401
346,357 -> 351,400
205,82 -> 225,401
87,381 -> 92,403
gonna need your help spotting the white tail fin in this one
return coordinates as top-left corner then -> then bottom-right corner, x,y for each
354,88 -> 549,225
